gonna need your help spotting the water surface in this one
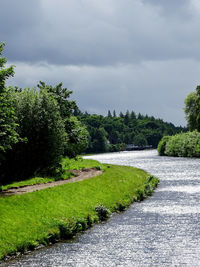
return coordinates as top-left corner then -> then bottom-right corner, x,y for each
3,150 -> 200,266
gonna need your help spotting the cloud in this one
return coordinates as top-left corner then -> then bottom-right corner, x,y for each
8,58 -> 200,126
1,0 -> 200,66
2,0 -> 200,126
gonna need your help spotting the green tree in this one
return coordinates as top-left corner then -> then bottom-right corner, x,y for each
37,81 -> 76,119
133,134 -> 147,147
184,86 -> 200,131
38,81 -> 88,157
64,116 -> 88,158
0,43 -> 18,157
2,88 -> 67,181
107,110 -> 112,118
113,110 -> 116,117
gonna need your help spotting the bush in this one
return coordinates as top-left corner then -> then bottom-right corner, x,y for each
95,205 -> 110,221
158,131 -> 200,158
157,136 -> 170,155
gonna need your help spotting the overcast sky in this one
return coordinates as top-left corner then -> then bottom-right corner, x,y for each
1,0 -> 200,126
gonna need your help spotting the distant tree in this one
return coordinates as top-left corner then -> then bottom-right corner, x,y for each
91,127 -> 108,152
133,134 -> 148,147
0,43 -> 19,158
137,113 -> 143,120
130,111 -> 136,120
107,110 -> 112,118
184,85 -> 200,131
73,106 -> 82,116
119,111 -> 124,118
124,110 -> 130,125
113,110 -> 117,117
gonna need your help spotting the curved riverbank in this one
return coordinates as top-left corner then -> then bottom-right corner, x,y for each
0,161 -> 158,262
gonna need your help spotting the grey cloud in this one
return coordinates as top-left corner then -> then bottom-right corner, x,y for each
8,59 -> 200,126
3,0 -> 200,126
1,0 -> 200,66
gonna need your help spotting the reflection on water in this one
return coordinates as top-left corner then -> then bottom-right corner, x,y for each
3,150 -> 200,266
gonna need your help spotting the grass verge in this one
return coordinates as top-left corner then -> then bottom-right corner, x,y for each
0,160 -> 158,261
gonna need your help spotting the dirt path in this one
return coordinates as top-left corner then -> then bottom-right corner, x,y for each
1,168 -> 103,196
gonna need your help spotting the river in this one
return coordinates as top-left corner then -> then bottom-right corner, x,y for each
3,150 -> 200,266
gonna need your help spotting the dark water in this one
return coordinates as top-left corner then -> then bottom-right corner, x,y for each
3,150 -> 200,266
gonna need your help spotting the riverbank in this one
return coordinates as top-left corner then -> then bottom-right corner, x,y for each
0,159 -> 158,262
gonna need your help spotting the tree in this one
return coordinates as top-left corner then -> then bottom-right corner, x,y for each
0,43 -> 18,157
37,81 -> 88,157
133,134 -> 147,147
37,81 -> 76,119
107,110 -> 112,118
113,110 -> 116,117
2,88 -> 67,181
64,116 -> 88,158
184,86 -> 200,131
124,110 -> 130,125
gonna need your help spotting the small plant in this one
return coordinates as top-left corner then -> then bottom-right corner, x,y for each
136,189 -> 145,201
95,205 -> 110,221
58,219 -> 77,239
86,214 -> 94,227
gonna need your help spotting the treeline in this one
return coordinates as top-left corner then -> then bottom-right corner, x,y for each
158,85 -> 200,158
74,109 -> 184,153
0,44 -> 88,184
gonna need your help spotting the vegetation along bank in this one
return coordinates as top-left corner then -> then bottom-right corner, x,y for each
158,85 -> 200,158
0,158 -> 159,261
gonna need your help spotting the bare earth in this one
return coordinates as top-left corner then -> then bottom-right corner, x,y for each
1,168 -> 103,196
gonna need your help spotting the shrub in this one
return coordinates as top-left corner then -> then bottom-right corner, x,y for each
157,136 -> 170,156
95,205 -> 110,221
159,131 -> 200,158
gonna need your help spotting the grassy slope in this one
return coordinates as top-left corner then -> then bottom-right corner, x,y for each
0,160 -> 158,260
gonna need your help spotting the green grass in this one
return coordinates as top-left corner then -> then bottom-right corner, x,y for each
1,158 -> 105,191
0,160 -> 158,261
61,157 -> 106,171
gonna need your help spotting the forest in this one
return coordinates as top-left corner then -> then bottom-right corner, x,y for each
75,109 -> 185,153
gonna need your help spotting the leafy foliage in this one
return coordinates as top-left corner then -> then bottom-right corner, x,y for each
64,116 -> 88,158
0,43 -> 18,157
157,136 -> 170,156
1,88 -> 67,183
75,109 -> 184,153
184,85 -> 200,131
157,131 -> 200,157
37,81 -> 88,158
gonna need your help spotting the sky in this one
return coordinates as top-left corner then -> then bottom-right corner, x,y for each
1,0 -> 200,126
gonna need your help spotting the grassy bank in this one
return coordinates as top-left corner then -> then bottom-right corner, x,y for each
0,159 -> 158,261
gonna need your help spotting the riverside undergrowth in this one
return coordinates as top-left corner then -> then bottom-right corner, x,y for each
0,160 -> 158,261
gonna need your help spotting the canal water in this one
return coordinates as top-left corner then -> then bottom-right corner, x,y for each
3,150 -> 200,266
